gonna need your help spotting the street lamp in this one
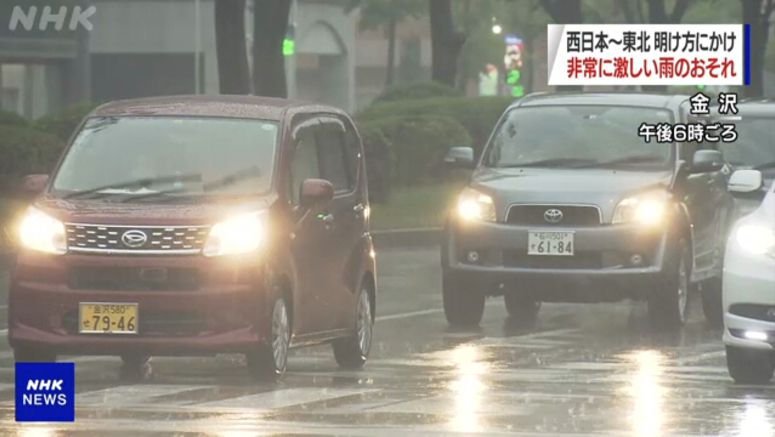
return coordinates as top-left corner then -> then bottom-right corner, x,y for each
491,24 -> 502,35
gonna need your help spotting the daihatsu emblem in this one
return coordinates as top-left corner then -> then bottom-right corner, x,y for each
544,208 -> 564,224
121,230 -> 147,248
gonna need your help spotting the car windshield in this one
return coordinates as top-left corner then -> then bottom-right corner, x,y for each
485,105 -> 674,169
718,117 -> 775,174
51,116 -> 278,201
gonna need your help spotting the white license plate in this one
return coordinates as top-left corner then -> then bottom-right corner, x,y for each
528,231 -> 574,256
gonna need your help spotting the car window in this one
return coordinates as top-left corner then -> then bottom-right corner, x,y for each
485,105 -> 674,169
317,118 -> 353,193
290,122 -> 320,204
718,117 -> 775,171
341,118 -> 361,187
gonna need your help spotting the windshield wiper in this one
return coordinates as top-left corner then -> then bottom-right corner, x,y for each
573,155 -> 665,169
497,158 -> 596,168
754,160 -> 775,171
63,174 -> 202,200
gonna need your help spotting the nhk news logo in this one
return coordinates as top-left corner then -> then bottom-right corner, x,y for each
15,362 -> 75,422
547,24 -> 748,86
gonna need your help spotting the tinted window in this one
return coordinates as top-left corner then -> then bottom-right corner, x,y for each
317,121 -> 352,192
290,124 -> 320,204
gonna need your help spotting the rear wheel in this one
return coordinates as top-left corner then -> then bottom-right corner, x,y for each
726,346 -> 775,384
247,296 -> 290,381
700,277 -> 723,328
442,272 -> 485,328
504,294 -> 541,325
13,346 -> 56,363
647,239 -> 690,330
333,285 -> 373,369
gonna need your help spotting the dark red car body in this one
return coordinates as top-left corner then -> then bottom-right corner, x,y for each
8,95 -> 376,363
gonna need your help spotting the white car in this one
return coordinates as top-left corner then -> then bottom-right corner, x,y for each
723,170 -> 775,384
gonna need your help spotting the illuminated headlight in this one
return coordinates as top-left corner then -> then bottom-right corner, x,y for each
203,212 -> 267,257
612,191 -> 670,225
457,188 -> 496,222
735,224 -> 775,256
18,207 -> 67,255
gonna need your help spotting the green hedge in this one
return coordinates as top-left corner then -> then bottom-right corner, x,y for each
34,101 -> 98,141
358,96 -> 513,155
0,110 -> 29,127
359,115 -> 471,202
0,125 -> 65,194
373,81 -> 463,105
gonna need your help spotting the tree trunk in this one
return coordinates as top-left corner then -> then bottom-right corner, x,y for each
741,0 -> 773,97
429,0 -> 465,87
215,0 -> 250,94
253,0 -> 292,98
385,17 -> 397,89
541,0 -> 583,91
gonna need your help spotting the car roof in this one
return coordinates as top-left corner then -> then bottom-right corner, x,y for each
713,98 -> 775,118
511,92 -> 690,110
91,95 -> 346,121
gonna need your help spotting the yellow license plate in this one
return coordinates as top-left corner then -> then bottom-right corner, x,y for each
79,303 -> 138,334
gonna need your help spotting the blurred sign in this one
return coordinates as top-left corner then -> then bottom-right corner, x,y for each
547,24 -> 747,86
504,34 -> 524,97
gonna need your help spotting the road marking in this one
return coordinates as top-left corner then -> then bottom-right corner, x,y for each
193,387 -> 375,410
376,308 -> 444,322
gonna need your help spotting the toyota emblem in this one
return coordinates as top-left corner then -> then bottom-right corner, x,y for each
121,230 -> 148,248
543,208 -> 564,224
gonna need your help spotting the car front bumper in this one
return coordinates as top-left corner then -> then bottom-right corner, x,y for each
722,243 -> 775,352
8,250 -> 269,356
442,218 -> 670,302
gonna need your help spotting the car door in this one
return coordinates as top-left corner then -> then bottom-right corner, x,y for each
314,115 -> 365,331
287,115 -> 335,335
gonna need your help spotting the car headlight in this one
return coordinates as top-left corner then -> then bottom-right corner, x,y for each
203,212 -> 267,257
18,207 -> 67,255
457,188 -> 496,222
612,191 -> 670,225
735,224 -> 775,256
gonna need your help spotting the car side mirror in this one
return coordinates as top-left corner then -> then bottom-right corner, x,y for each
299,178 -> 334,210
728,169 -> 763,193
444,146 -> 475,169
691,150 -> 724,173
16,174 -> 49,200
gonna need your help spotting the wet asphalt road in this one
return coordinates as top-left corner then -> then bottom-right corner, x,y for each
1,246 -> 774,436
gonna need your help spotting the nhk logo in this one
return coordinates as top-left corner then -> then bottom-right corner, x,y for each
15,362 -> 75,422
8,5 -> 96,32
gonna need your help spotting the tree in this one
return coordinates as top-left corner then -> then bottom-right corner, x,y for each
253,0 -> 292,98
742,0 -> 774,97
215,0 -> 251,94
542,0 -> 584,91
356,0 -> 424,88
429,0 -> 466,86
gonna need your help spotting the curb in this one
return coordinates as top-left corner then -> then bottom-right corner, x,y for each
371,227 -> 442,249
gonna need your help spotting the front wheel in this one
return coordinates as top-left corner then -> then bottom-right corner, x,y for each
647,239 -> 690,330
247,296 -> 290,381
726,346 -> 774,384
442,272 -> 485,328
333,286 -> 374,369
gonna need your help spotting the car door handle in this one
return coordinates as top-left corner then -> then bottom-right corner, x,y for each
353,204 -> 365,214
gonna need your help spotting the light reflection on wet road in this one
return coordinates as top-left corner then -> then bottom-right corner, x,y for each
1,246 -> 774,435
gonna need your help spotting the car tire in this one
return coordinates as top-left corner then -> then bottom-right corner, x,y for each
647,238 -> 690,330
442,272 -> 485,328
504,294 -> 541,324
13,346 -> 56,363
700,277 -> 723,328
247,295 -> 290,381
120,354 -> 151,382
333,285 -> 373,369
726,346 -> 775,384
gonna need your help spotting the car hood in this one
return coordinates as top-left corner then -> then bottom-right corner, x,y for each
34,194 -> 276,226
470,167 -> 673,223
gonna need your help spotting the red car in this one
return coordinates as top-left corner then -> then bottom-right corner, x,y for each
9,95 -> 376,380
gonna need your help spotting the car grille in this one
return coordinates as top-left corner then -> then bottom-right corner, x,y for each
69,267 -> 201,291
66,224 -> 209,254
63,310 -> 207,336
506,205 -> 601,226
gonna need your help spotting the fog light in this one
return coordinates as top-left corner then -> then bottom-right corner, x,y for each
466,250 -> 480,263
630,254 -> 644,266
743,330 -> 768,341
